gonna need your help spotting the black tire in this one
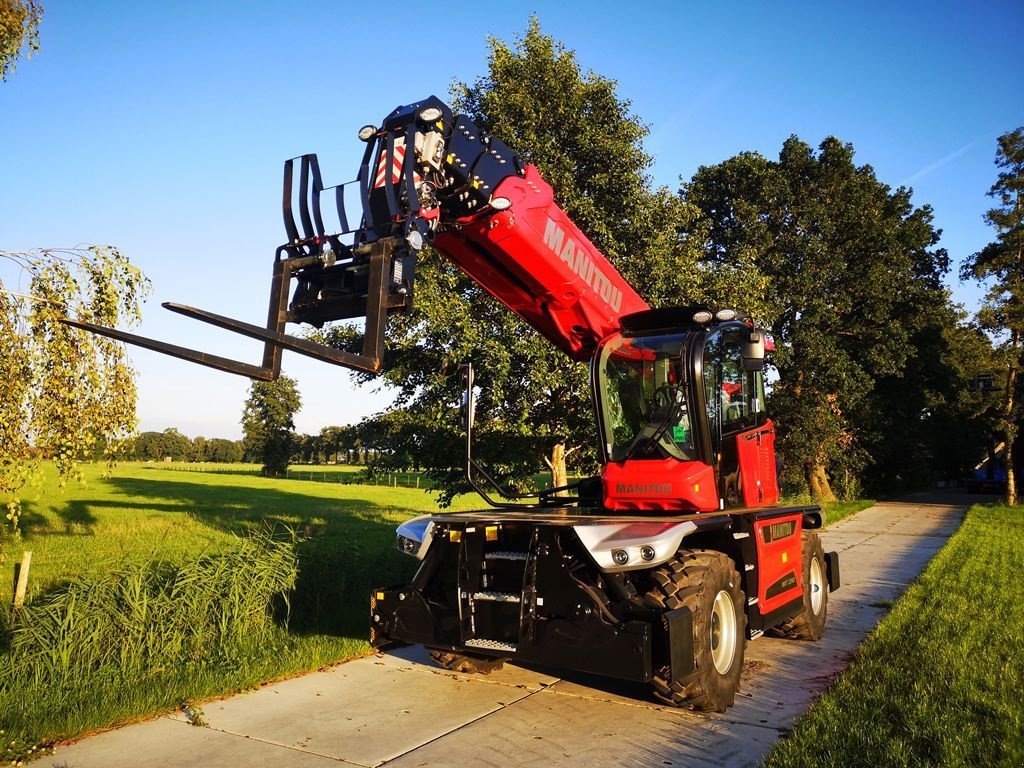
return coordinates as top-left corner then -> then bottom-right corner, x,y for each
775,531 -> 828,641
428,648 -> 505,675
644,550 -> 746,712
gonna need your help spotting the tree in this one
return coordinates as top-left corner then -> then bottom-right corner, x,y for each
131,431 -> 165,461
0,246 -> 149,538
0,0 -> 41,81
960,128 -> 1024,504
158,427 -> 191,462
241,376 -> 301,476
685,137 -> 950,500
207,437 -> 244,463
322,19 -> 704,503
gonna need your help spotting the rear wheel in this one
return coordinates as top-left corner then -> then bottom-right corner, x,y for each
775,532 -> 828,640
427,648 -> 505,675
644,550 -> 745,712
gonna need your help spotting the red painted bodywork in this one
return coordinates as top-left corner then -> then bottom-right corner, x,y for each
753,514 -> 804,614
736,420 -> 780,507
434,166 -> 649,361
602,458 -> 719,512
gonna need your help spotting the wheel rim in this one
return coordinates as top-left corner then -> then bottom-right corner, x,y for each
809,556 -> 825,615
710,589 -> 738,675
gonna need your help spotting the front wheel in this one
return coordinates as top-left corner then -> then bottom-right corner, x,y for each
644,550 -> 746,712
775,531 -> 828,640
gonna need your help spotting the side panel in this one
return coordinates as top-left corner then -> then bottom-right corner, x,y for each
736,420 -> 780,507
753,513 -> 803,614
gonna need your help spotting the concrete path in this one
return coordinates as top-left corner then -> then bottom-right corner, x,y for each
49,494 -> 972,768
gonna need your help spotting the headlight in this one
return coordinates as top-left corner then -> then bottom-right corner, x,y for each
395,515 -> 435,560
574,520 -> 697,572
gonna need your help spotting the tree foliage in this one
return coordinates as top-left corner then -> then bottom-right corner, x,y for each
685,137 -> 951,499
960,127 -> 1024,503
0,0 -> 41,81
322,18 -> 703,503
241,376 -> 301,476
0,246 -> 149,537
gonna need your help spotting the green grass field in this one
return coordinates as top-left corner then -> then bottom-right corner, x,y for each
0,463 -> 483,761
766,503 -> 1024,768
2,462 -> 480,608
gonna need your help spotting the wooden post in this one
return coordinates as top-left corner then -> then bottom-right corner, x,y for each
12,551 -> 31,610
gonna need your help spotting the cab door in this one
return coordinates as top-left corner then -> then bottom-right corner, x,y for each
701,327 -> 773,507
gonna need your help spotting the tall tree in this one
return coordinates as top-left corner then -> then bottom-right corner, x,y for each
323,18 -> 704,503
685,137 -> 949,500
960,128 -> 1024,504
0,246 -> 149,536
0,0 -> 41,81
241,376 -> 301,477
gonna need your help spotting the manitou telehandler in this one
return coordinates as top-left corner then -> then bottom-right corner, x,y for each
66,96 -> 839,712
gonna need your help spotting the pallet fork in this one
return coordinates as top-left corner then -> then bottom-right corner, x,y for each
59,118 -> 433,378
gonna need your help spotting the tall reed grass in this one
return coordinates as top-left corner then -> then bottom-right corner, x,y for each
0,530 -> 297,761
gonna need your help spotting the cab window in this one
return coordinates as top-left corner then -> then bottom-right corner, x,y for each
703,328 -> 763,450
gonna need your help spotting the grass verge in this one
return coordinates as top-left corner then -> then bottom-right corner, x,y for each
765,503 -> 1024,768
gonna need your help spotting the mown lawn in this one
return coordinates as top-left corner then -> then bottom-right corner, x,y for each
0,463 -> 481,761
766,503 -> 1024,768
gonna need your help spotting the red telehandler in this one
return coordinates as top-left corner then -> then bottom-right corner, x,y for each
64,96 -> 839,711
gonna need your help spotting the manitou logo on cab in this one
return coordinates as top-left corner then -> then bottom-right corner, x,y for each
615,483 -> 673,496
543,218 -> 623,312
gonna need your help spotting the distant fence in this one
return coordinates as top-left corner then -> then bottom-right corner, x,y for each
145,463 -> 435,489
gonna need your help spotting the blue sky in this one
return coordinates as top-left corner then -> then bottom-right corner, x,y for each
2,1 -> 1021,439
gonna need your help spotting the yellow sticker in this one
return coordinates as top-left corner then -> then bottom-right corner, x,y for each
781,552 -> 788,564
375,591 -> 385,601
449,530 -> 462,543
485,525 -> 498,541
694,483 -> 700,493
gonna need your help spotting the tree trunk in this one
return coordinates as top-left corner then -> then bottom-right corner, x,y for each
549,441 -> 568,495
1004,340 -> 1019,506
806,461 -> 837,503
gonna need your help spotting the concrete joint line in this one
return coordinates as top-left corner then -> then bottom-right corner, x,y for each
378,688 -> 547,766
174,719 -> 371,768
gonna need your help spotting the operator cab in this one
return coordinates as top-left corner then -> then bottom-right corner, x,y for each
593,308 -> 777,513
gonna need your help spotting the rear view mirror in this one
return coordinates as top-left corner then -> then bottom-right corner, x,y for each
742,330 -> 766,372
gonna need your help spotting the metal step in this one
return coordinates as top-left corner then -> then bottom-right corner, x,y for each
747,596 -> 759,606
744,563 -> 755,572
485,551 -> 529,561
472,591 -> 521,603
749,629 -> 764,640
733,532 -> 750,540
465,638 -> 517,652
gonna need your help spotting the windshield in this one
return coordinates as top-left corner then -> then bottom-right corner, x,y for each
597,333 -> 696,462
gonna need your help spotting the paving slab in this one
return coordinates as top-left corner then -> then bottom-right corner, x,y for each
51,493 -> 972,768
386,688 -> 781,768
169,655 -> 537,767
46,717 -> 352,768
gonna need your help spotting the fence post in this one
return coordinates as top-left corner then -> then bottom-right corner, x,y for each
12,551 -> 31,610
